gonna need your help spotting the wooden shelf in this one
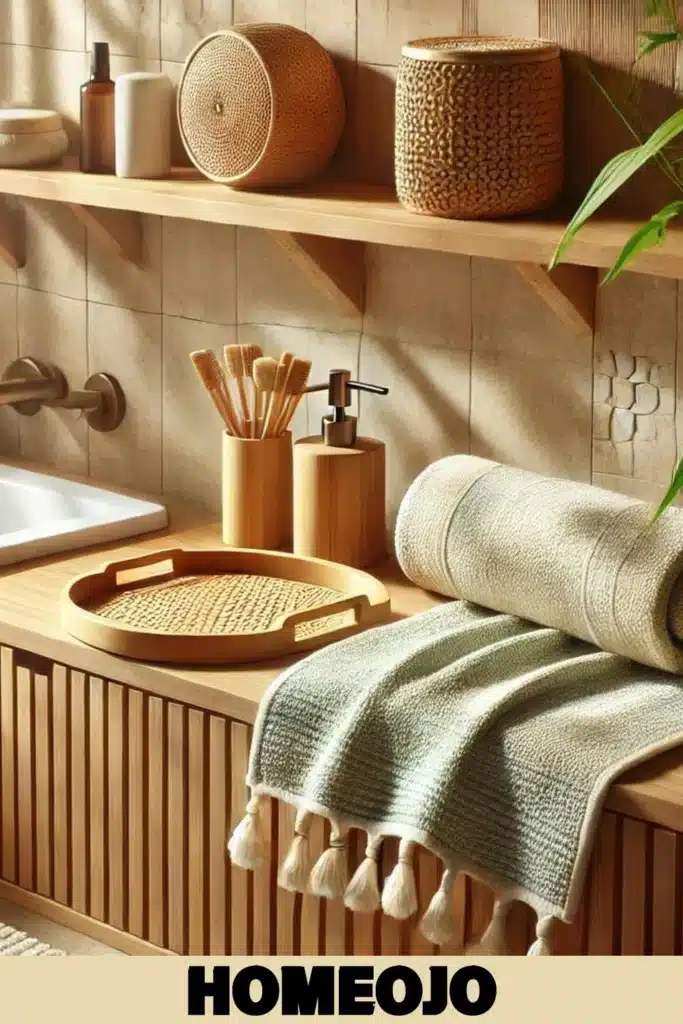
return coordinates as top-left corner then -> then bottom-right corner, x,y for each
0,160 -> 680,330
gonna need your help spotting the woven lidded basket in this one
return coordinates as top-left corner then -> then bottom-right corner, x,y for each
395,36 -> 564,219
178,24 -> 345,189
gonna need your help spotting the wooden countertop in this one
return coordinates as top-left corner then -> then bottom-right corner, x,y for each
1,502 -> 682,833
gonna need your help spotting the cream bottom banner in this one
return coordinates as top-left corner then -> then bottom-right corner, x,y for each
0,956 -> 676,1022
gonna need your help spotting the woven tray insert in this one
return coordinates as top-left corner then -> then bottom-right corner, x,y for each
86,572 -> 354,640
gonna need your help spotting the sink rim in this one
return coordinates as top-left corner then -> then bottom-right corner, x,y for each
0,462 -> 169,566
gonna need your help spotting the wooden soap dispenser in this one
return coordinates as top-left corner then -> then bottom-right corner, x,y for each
293,369 -> 389,569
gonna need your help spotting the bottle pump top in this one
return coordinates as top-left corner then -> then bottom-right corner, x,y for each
304,368 -> 389,448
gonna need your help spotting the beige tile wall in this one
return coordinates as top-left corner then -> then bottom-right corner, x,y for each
0,0 -> 680,530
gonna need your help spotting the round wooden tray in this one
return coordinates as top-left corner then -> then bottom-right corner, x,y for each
61,547 -> 391,665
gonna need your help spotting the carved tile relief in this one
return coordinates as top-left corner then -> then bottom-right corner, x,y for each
593,349 -> 676,485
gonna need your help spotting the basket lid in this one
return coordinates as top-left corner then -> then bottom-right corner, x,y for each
0,107 -> 63,134
401,36 -> 560,64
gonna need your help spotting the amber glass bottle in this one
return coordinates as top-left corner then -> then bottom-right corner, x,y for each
80,42 -> 115,174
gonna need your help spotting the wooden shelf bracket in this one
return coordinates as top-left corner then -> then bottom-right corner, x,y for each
516,262 -> 597,339
68,203 -> 144,266
269,231 -> 365,316
0,196 -> 26,270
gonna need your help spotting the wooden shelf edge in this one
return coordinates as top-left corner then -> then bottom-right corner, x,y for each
516,262 -> 597,339
68,203 -> 144,266
0,196 -> 25,270
270,230 -> 365,315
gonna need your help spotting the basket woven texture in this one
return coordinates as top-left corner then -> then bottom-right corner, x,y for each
87,572 -> 353,640
395,36 -> 564,219
178,24 -> 345,188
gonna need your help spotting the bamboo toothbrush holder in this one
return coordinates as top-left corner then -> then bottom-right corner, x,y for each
222,431 -> 293,550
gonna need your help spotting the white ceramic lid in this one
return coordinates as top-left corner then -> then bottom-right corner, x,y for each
0,108 -> 63,134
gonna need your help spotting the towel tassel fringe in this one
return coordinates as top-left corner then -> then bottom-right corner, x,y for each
227,793 -> 265,870
308,821 -> 349,900
278,810 -> 313,892
419,868 -> 456,946
466,900 -> 511,955
527,915 -> 554,956
344,834 -> 383,913
382,839 -> 418,920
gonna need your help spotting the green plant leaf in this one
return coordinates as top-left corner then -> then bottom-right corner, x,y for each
652,456 -> 683,522
601,200 -> 683,280
549,107 -> 683,270
637,30 -> 682,58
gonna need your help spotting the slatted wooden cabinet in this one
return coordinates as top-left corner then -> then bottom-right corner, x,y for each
0,644 -> 681,955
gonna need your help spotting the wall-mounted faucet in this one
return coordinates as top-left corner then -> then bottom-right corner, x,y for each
0,358 -> 126,432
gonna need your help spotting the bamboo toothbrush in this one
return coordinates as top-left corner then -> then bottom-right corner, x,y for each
190,349 -> 241,435
273,358 -> 312,436
252,357 -> 278,438
224,344 -> 251,434
262,352 -> 293,439
240,343 -> 262,437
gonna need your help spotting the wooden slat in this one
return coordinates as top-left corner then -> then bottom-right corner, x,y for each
70,671 -> 87,914
0,647 -> 16,882
276,801 -> 296,955
253,795 -> 274,955
208,716 -> 228,955
167,701 -> 186,954
300,814 -> 325,955
554,901 -> 586,956
621,817 -> 648,955
652,828 -> 678,955
187,708 -> 205,955
147,696 -> 165,948
379,838 -> 402,955
507,900 -> 534,956
33,672 -> 51,898
587,812 -> 618,955
127,689 -> 145,939
468,878 -> 495,950
411,847 -> 439,955
107,682 -> 125,931
439,871 -> 468,954
15,666 -> 33,891
88,676 -> 106,922
51,664 -> 68,905
230,721 -> 250,955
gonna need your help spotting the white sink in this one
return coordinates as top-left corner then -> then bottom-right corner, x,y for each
0,463 -> 168,567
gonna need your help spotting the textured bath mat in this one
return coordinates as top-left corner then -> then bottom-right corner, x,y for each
0,923 -> 66,956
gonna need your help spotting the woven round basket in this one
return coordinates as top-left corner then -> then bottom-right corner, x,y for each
178,24 -> 345,189
395,36 -> 564,219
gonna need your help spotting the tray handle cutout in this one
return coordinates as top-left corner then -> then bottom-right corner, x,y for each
100,549 -> 185,588
279,594 -> 371,644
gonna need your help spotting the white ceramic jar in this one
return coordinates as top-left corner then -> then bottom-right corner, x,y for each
0,108 -> 69,168
115,72 -> 172,179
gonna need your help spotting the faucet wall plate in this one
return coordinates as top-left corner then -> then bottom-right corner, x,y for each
2,357 -> 67,416
83,373 -> 127,432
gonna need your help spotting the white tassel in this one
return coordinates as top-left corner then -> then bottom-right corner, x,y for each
420,868 -> 456,946
381,839 -> 418,920
308,820 -> 349,900
344,834 -> 383,913
278,810 -> 313,893
527,915 -> 554,956
466,900 -> 511,955
227,794 -> 264,870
